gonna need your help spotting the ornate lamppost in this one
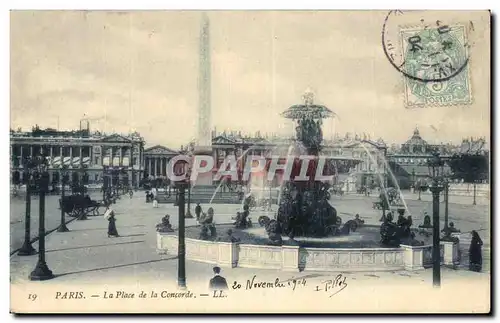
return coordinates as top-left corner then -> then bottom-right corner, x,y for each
185,179 -> 193,218
182,147 -> 194,219
427,152 -> 445,288
57,165 -> 70,232
472,179 -> 477,205
442,177 -> 450,233
185,157 -> 194,218
18,156 -> 37,256
29,153 -> 54,281
411,168 -> 416,193
176,177 -> 188,289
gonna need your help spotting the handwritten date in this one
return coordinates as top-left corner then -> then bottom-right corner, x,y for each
232,275 -> 307,291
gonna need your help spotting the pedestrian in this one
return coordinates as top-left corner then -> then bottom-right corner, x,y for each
106,208 -> 119,238
153,197 -> 159,208
469,230 -> 483,272
195,203 -> 202,220
209,266 -> 228,290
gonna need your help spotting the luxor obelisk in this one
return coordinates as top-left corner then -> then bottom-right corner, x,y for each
194,12 -> 213,186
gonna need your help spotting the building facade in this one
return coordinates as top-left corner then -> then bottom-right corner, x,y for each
143,145 -> 180,178
206,130 -> 387,191
10,126 -> 145,187
387,128 -> 460,189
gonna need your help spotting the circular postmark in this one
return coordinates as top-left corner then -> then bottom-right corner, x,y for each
382,10 -> 471,83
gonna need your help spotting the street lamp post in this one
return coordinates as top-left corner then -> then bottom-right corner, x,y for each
177,181 -> 187,289
29,154 -> 54,281
428,153 -> 445,288
103,166 -> 109,203
443,179 -> 449,233
269,183 -> 273,211
18,157 -> 37,256
411,168 -> 416,193
472,180 -> 477,205
57,165 -> 70,232
185,180 -> 193,218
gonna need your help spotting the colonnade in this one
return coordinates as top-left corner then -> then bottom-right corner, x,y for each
145,157 -> 170,177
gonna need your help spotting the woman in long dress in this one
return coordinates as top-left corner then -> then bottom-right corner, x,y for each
469,230 -> 483,272
107,211 -> 119,238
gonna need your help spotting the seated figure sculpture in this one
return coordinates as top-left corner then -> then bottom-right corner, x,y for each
399,215 -> 423,246
419,213 -> 432,228
380,213 -> 400,247
199,207 -> 217,240
265,219 -> 283,245
234,205 -> 252,229
397,214 -> 406,226
447,222 -> 460,232
336,220 -> 358,235
354,214 -> 365,227
441,222 -> 461,243
380,212 -> 422,246
258,215 -> 271,227
156,214 -> 174,232
199,207 -> 214,224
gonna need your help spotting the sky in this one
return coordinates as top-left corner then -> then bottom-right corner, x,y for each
10,10 -> 491,149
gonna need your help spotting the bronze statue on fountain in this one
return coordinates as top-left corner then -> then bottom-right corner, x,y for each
234,204 -> 253,229
273,91 -> 349,238
380,209 -> 423,247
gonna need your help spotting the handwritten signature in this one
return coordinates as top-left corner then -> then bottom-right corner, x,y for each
314,274 -> 348,297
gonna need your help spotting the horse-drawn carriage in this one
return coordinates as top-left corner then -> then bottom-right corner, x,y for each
60,194 -> 105,219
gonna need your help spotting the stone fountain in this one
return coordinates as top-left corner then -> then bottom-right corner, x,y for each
273,91 -> 343,238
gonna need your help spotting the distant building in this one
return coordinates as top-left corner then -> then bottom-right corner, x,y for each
10,123 -> 145,187
143,145 -> 180,179
386,128 -> 489,189
205,130 -> 387,191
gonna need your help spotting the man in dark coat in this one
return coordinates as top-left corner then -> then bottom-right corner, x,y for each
195,203 -> 202,221
209,266 -> 228,290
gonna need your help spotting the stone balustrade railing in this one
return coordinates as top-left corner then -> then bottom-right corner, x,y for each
157,233 -> 460,272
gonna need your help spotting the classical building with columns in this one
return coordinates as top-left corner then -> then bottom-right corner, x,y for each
143,145 -> 179,179
10,125 -> 145,187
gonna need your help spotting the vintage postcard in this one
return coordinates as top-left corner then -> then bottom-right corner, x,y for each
9,10 -> 490,314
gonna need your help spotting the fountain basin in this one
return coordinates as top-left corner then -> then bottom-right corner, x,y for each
156,224 -> 459,272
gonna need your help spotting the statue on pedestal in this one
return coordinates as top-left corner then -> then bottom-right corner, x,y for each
156,215 -> 174,232
380,212 -> 423,247
266,219 -> 283,245
234,204 -> 252,229
199,207 -> 216,240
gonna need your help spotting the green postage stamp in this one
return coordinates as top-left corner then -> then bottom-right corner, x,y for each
399,24 -> 472,108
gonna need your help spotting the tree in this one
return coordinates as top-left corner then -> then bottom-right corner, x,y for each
414,178 -> 429,201
447,152 -> 489,205
447,152 -> 489,183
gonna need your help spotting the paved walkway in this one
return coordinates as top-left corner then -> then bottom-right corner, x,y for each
11,195 -> 490,286
10,195 -> 491,314
10,191 -> 103,253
